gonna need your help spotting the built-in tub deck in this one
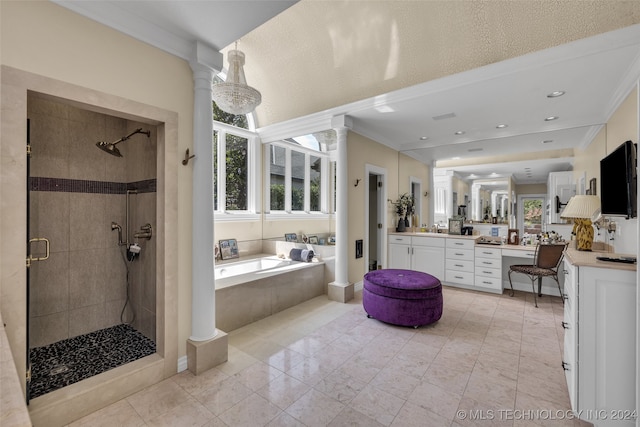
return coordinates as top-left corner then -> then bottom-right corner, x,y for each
215,254 -> 325,331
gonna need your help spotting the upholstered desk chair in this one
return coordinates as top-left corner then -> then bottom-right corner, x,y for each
508,243 -> 567,307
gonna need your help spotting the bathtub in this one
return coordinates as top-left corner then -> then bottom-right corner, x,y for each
215,256 -> 293,283
215,255 -> 325,331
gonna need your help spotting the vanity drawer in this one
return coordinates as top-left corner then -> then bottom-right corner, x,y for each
502,248 -> 535,259
446,269 -> 474,286
445,248 -> 474,261
389,235 -> 411,244
446,258 -> 474,273
475,247 -> 502,259
475,275 -> 502,291
475,266 -> 501,278
412,236 -> 445,248
446,238 -> 475,250
475,257 -> 502,269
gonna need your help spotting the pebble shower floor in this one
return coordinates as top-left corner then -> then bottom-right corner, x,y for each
29,324 -> 156,398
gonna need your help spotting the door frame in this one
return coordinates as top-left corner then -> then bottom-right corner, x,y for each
517,193 -> 547,235
364,164 -> 387,270
410,176 -> 422,227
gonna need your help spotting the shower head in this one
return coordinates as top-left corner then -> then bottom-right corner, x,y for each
96,128 -> 151,157
97,140 -> 123,157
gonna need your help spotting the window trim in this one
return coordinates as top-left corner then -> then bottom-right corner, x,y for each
213,121 -> 261,218
264,140 -> 330,216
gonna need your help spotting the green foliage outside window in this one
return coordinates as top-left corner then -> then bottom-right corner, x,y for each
523,199 -> 542,226
213,101 -> 249,211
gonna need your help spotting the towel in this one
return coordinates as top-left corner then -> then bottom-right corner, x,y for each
290,248 -> 314,262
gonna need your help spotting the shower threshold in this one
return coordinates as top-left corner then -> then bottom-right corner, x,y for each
29,324 -> 155,399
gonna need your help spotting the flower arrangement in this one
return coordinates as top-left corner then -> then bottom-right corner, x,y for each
389,193 -> 415,231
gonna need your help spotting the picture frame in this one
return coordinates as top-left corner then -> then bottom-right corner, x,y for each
219,238 -> 239,260
589,178 -> 597,196
284,233 -> 298,242
308,235 -> 318,244
448,218 -> 463,235
328,236 -> 336,245
507,229 -> 519,245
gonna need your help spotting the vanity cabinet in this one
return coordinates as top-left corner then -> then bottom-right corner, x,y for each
388,235 -> 412,270
388,235 -> 445,281
445,238 -> 475,286
474,247 -> 502,292
562,257 -> 637,425
412,236 -> 445,280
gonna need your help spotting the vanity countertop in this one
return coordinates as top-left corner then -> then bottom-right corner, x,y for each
564,248 -> 637,271
388,231 -> 478,240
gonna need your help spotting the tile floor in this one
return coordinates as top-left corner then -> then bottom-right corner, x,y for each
30,324 -> 156,398
68,287 -> 593,427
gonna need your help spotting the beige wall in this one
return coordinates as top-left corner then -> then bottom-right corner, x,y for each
574,87 -> 638,195
1,1 -> 192,362
347,133 -> 430,282
515,183 -> 547,195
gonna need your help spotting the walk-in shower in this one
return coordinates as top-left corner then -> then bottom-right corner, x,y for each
27,95 -> 157,399
96,127 -> 150,157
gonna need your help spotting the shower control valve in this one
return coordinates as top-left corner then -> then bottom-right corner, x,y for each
134,223 -> 153,240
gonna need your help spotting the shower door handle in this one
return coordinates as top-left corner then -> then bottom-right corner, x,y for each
27,237 -> 50,267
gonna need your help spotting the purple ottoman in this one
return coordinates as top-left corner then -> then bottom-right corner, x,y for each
363,269 -> 442,328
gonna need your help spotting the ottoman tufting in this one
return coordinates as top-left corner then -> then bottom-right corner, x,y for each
363,269 -> 443,328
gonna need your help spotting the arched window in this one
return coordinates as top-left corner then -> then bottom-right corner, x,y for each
212,97 -> 260,216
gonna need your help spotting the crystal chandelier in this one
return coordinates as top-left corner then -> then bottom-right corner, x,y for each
212,44 -> 262,115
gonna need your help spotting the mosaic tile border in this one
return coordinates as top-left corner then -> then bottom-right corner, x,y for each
29,177 -> 156,194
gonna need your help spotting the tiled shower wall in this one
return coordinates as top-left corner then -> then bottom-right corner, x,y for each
28,93 -> 156,348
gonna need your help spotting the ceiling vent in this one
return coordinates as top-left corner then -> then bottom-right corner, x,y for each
432,112 -> 456,121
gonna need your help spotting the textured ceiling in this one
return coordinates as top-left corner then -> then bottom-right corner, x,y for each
236,1 -> 640,126
53,0 -> 640,184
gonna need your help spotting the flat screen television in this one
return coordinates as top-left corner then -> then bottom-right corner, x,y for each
600,140 -> 637,218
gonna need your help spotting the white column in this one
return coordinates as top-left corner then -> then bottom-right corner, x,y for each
472,183 -> 481,221
335,125 -> 349,285
189,43 -> 222,341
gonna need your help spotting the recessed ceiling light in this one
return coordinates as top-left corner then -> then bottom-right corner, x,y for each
547,91 -> 565,98
454,131 -> 465,135
374,105 -> 395,113
545,116 -> 559,121
542,140 -> 553,144
496,124 -> 508,129
419,136 -> 429,140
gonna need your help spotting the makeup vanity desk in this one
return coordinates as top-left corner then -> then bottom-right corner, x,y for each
388,232 -> 547,294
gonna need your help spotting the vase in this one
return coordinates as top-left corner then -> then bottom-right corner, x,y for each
396,217 -> 406,232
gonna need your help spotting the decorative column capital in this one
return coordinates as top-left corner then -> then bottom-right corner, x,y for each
331,115 -> 353,132
189,41 -> 223,75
